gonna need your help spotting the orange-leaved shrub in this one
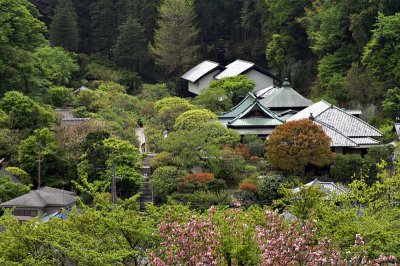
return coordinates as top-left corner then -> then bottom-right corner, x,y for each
183,173 -> 214,184
239,182 -> 259,194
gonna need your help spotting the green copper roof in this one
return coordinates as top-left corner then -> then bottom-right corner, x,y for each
259,79 -> 313,108
219,93 -> 283,130
219,94 -> 256,118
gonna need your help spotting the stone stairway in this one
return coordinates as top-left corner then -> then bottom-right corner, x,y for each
139,176 -> 153,211
138,153 -> 156,210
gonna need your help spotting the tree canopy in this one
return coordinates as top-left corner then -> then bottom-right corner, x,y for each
266,119 -> 334,175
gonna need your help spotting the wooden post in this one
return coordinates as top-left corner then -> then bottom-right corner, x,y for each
37,153 -> 42,188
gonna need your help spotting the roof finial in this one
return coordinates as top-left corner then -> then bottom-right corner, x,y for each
309,112 -> 314,121
282,78 -> 290,89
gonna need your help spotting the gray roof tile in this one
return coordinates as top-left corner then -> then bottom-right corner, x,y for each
288,100 -> 382,138
0,187 -> 76,208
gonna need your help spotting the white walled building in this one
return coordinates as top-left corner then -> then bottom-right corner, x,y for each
181,59 -> 279,95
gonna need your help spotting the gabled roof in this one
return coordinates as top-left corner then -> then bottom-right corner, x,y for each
214,59 -> 278,80
219,93 -> 283,129
259,79 -> 313,109
0,187 -> 76,208
227,100 -> 283,127
181,60 -> 224,83
219,93 -> 257,119
288,100 -> 383,138
315,120 -> 357,147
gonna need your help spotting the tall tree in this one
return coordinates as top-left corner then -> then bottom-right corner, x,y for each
49,0 -> 79,52
150,0 -> 200,77
0,0 -> 46,94
114,16 -> 147,71
90,0 -> 117,54
266,119 -> 334,175
362,12 -> 400,88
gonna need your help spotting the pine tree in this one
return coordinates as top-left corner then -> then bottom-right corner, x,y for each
49,0 -> 79,52
150,0 -> 200,77
114,17 -> 147,71
90,0 -> 117,55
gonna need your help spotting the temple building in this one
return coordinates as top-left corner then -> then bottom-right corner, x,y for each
219,93 -> 283,138
182,59 -> 279,95
287,101 -> 383,154
218,79 -> 382,153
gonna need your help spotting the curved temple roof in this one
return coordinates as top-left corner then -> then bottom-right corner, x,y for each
259,79 -> 313,109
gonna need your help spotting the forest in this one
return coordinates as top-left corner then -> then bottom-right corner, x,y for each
1,0 -> 400,264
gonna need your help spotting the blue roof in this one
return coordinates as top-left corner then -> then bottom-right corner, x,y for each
42,208 -> 71,222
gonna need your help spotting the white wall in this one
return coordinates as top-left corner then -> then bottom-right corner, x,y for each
246,70 -> 274,92
188,69 -> 221,95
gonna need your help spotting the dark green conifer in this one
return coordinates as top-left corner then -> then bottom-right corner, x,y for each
49,0 -> 79,52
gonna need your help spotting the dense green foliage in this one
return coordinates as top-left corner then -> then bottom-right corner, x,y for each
1,1 -> 400,263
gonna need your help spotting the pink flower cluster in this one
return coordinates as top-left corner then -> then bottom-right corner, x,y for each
256,211 -> 397,266
151,210 -> 220,266
150,208 -> 397,265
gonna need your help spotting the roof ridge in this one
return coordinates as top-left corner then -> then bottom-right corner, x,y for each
229,100 -> 283,124
323,103 -> 383,137
314,119 -> 358,146
34,190 -> 47,205
234,59 -> 254,65
220,93 -> 254,116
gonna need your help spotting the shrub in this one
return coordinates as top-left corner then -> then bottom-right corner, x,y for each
151,166 -> 187,203
171,190 -> 230,210
4,167 -> 31,184
330,154 -> 364,183
239,182 -> 259,194
183,173 -> 214,184
206,179 -> 227,192
150,152 -> 175,172
258,175 -> 286,205
177,181 -> 207,194
243,134 -> 265,157
48,86 -> 74,107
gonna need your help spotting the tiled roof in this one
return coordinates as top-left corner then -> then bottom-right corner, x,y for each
288,100 -> 382,138
181,60 -> 224,83
259,79 -> 313,109
225,97 -> 283,126
343,109 -> 362,116
0,187 -> 76,208
315,121 -> 357,147
293,179 -> 348,196
349,137 -> 380,145
218,93 -> 283,133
